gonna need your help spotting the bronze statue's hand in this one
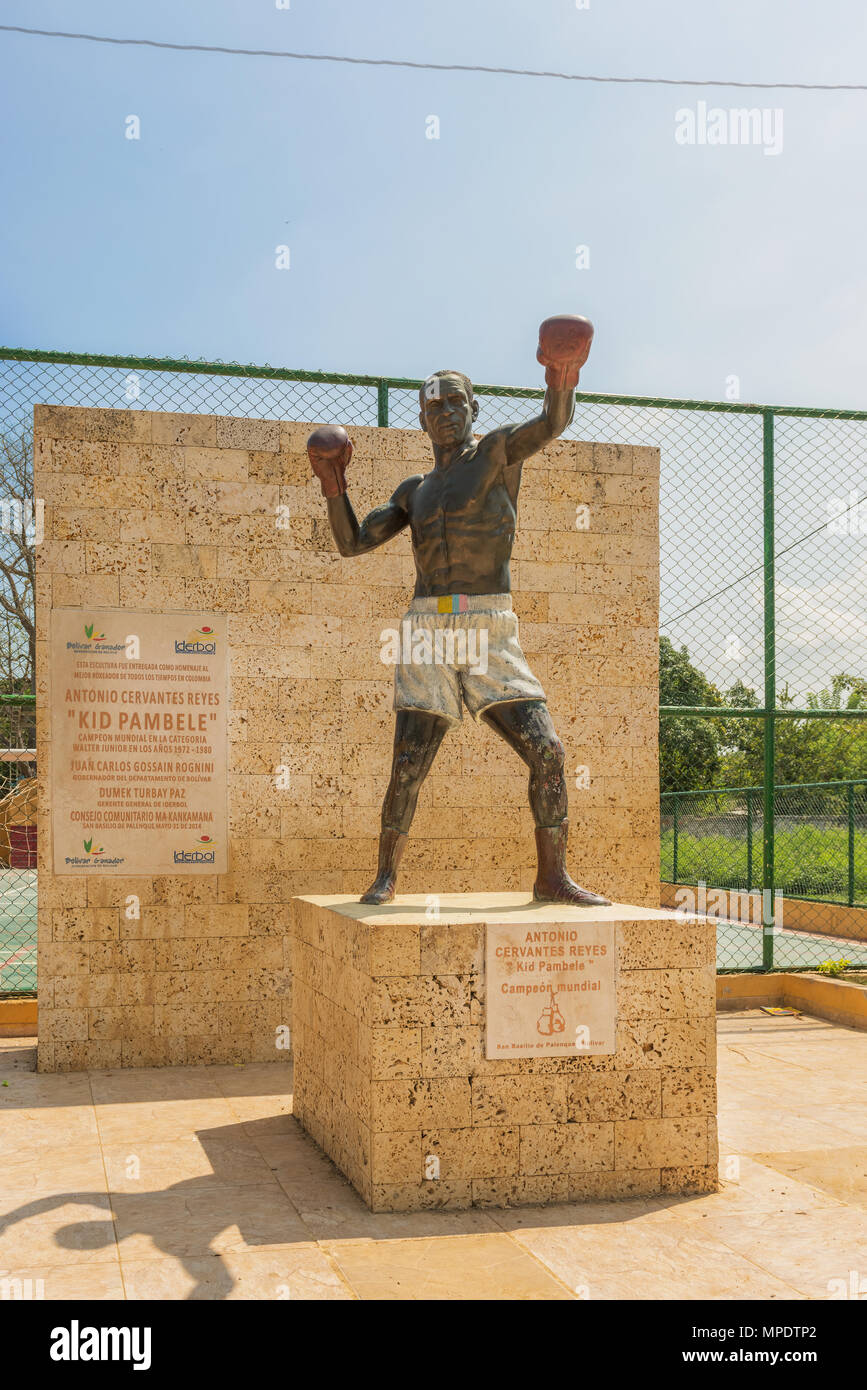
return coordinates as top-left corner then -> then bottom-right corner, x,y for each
307,425 -> 353,498
537,314 -> 594,391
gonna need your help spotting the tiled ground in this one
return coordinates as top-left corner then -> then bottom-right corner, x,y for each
0,1012 -> 865,1300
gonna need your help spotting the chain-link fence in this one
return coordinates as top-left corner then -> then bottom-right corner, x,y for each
662,780 -> 867,972
3,346 -> 867,985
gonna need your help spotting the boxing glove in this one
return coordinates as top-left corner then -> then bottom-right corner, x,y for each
536,314 -> 594,391
307,424 -> 353,498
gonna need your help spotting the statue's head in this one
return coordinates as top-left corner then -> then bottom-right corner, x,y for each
418,370 -> 479,446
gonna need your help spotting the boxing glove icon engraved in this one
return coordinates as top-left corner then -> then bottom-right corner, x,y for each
537,986 -> 567,1037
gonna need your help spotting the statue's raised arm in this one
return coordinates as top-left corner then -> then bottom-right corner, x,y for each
495,314 -> 594,468
307,423 -> 418,557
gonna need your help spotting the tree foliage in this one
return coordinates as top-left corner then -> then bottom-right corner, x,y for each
659,637 -> 724,791
660,640 -> 867,792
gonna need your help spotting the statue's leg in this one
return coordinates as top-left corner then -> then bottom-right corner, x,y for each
360,709 -> 451,905
481,699 -> 611,907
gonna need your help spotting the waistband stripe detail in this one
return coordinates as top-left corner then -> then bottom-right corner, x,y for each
409,593 -> 512,614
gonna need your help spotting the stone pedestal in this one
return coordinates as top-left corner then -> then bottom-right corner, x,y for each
291,894 -> 718,1212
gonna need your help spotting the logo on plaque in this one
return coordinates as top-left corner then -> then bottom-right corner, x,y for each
485,921 -> 616,1058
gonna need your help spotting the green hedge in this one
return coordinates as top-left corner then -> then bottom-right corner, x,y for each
661,824 -> 867,903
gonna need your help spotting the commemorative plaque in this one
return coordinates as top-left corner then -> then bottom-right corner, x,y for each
485,921 -> 616,1058
50,608 -> 228,875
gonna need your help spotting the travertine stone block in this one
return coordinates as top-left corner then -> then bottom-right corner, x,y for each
472,1077 -> 568,1126
614,1117 -> 708,1169
662,1067 -> 718,1117
422,1126 -> 519,1179
292,894 -> 717,1211
569,1070 -> 662,1121
519,1122 -> 614,1175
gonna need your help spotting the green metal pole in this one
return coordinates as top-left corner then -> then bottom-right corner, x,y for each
762,410 -> 776,970
747,789 -> 753,891
673,795 -> 679,882
848,781 -> 855,907
377,379 -> 389,427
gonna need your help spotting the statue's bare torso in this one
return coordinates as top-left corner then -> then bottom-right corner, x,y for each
395,436 -> 519,596
325,367 -> 553,595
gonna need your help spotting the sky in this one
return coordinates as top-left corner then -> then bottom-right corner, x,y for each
2,1 -> 867,699
2,0 -> 867,408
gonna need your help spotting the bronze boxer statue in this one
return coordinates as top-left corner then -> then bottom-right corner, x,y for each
307,315 -> 611,908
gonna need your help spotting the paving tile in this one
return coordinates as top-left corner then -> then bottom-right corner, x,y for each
120,1248 -> 354,1300
717,1069 -> 867,1114
0,1108 -> 99,1158
235,1113 -> 296,1142
101,1134 -> 278,1192
654,1202 -> 867,1300
0,1144 -> 107,1196
0,1196 -> 119,1267
717,1013 -> 831,1041
93,1098 -> 239,1145
0,1073 -> 93,1108
781,1107 -> 867,1143
718,1111 -> 861,1156
88,1067 -> 225,1104
209,1062 -> 293,1100
721,1033 -> 867,1071
324,1232 -> 574,1299
748,1146 -> 867,1210
222,1094 -> 294,1124
0,1260 -> 125,1299
656,1155 -> 844,1221
109,1182 -> 312,1259
0,1040 -> 38,1074
498,1211 -> 802,1300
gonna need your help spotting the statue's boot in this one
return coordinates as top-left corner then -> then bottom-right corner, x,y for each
533,819 -> 611,907
360,826 -> 408,905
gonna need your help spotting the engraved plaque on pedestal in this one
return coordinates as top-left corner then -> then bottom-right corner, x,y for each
485,921 -> 616,1058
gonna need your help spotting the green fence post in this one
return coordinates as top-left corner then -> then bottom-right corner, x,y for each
762,409 -> 776,971
377,379 -> 389,427
672,795 -> 679,883
746,788 -> 753,890
848,780 -> 856,907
